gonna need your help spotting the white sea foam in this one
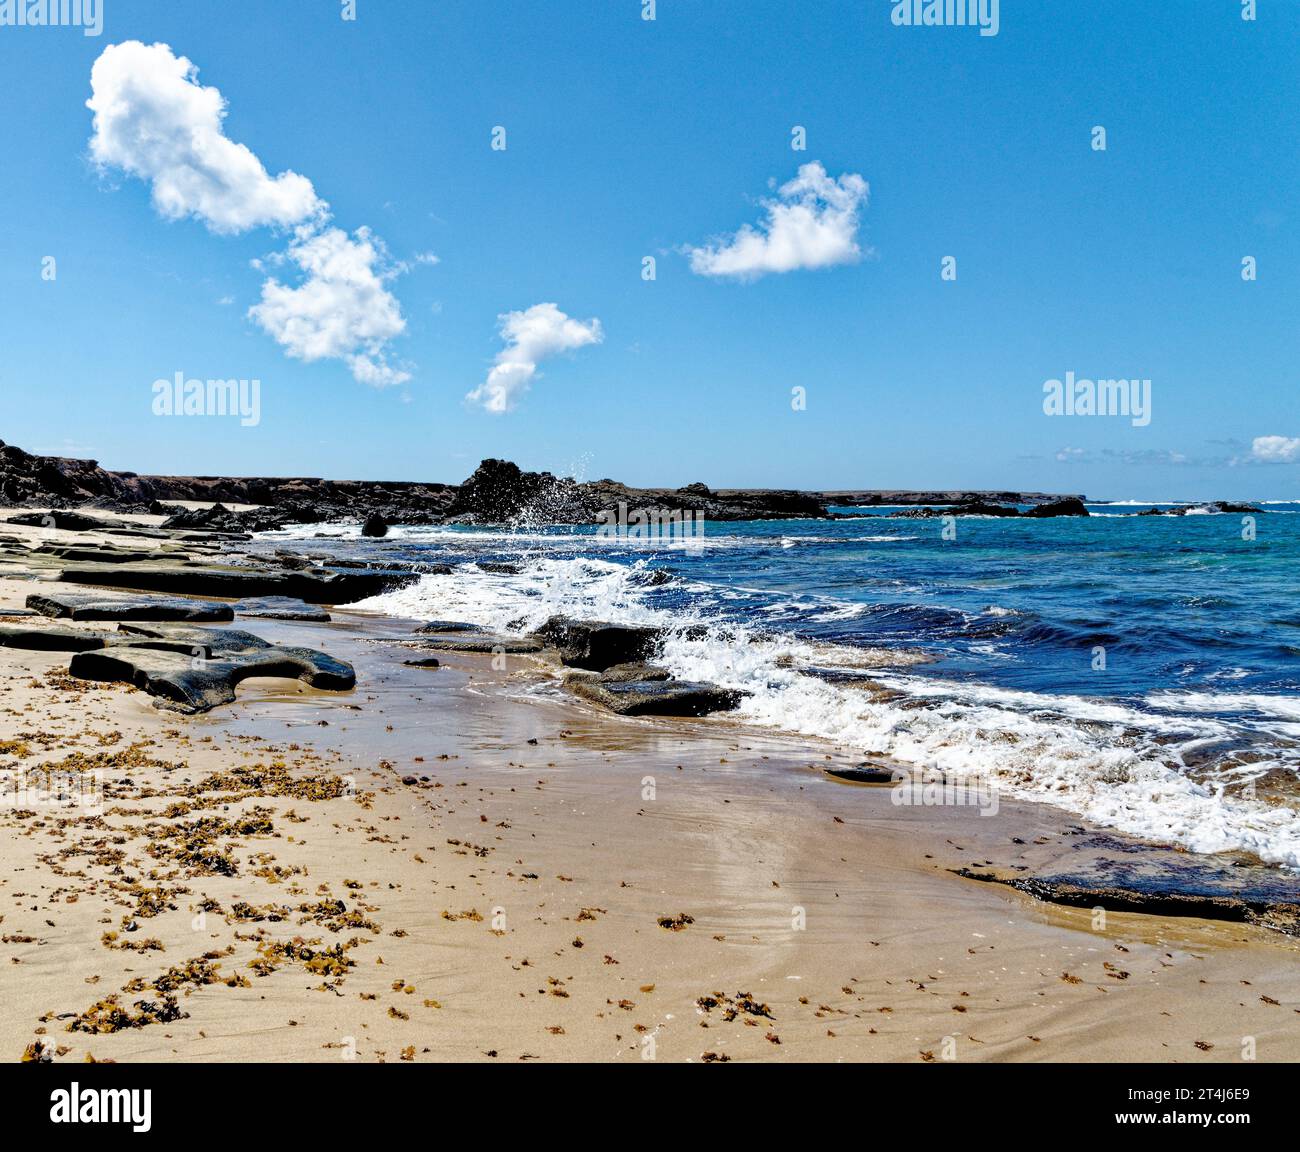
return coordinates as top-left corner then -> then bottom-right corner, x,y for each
353,556 -> 1300,867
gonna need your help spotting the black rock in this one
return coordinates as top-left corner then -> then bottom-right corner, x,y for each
568,677 -> 746,717
530,615 -> 661,671
69,624 -> 355,714
233,596 -> 332,622
1022,497 -> 1090,518
361,513 -> 389,538
27,591 -> 234,623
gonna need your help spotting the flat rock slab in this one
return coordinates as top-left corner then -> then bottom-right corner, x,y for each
593,662 -> 672,684
413,620 -> 479,634
530,615 -> 661,671
69,623 -> 355,714
569,677 -> 746,717
56,563 -> 414,604
955,848 -> 1300,935
32,544 -> 156,564
0,623 -> 109,652
27,590 -> 234,622
234,596 -> 332,622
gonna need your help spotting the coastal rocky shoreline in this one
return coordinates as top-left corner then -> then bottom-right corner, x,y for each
1,438 -> 1094,529
1,501 -> 1299,1063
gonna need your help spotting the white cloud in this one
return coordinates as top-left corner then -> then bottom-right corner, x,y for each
1250,435 -> 1300,464
87,41 -> 323,234
249,226 -> 410,387
87,41 -> 419,387
466,303 -> 602,413
686,162 -> 870,280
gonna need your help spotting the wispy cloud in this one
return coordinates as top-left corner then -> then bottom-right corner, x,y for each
466,303 -> 602,414
686,161 -> 870,281
87,40 -> 423,387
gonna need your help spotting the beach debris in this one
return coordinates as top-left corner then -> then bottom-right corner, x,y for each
658,913 -> 695,931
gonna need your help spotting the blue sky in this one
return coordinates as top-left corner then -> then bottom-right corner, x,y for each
0,0 -> 1295,500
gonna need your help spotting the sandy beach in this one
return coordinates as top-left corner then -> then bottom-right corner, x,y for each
2,520 -> 1298,1064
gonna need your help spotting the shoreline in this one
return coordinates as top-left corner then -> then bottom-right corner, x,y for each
3,528 -> 1299,1060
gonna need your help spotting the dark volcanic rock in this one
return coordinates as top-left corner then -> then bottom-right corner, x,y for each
530,615 -> 661,671
69,624 -> 355,714
826,763 -> 897,784
26,591 -> 234,623
0,436 -> 1090,529
233,596 -> 332,622
476,561 -> 522,575
568,677 -> 746,717
955,861 -> 1300,934
895,501 -> 1021,519
0,623 -> 109,651
401,656 -> 442,668
32,543 -> 155,563
1022,497 -> 1090,518
55,563 -> 414,604
361,513 -> 389,538
413,620 -> 478,634
593,662 -> 672,684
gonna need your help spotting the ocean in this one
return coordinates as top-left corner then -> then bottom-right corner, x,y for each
261,503 -> 1300,869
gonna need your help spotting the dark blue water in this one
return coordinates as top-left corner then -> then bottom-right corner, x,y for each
268,503 -> 1300,866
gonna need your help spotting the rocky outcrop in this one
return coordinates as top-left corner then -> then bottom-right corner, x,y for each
1138,501 -> 1263,517
54,562 -> 413,604
0,435 -> 1098,529
530,616 -> 661,671
896,498 -> 1090,519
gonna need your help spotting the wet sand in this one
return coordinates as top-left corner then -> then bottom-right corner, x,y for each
2,561 -> 1298,1063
